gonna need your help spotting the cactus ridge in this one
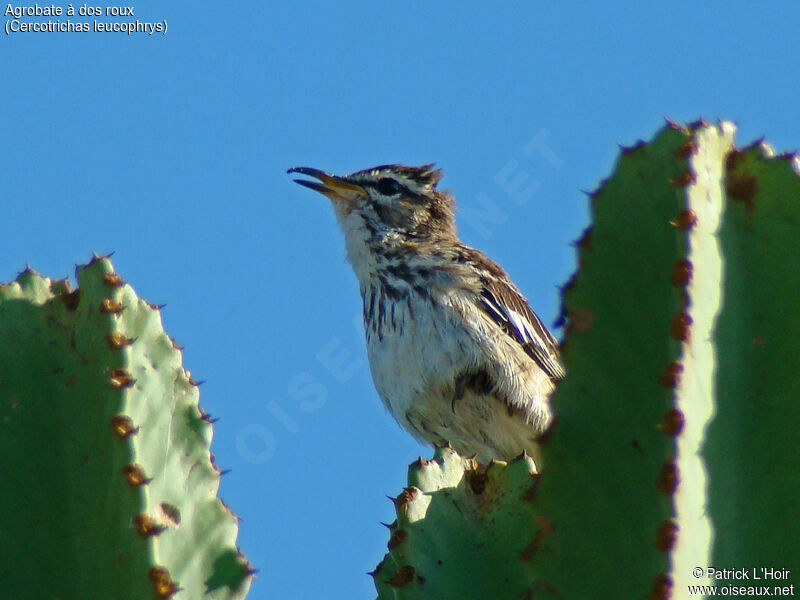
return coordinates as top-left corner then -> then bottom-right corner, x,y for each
375,447 -> 542,599
0,256 -> 252,599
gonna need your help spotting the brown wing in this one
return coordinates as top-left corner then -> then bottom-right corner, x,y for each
474,262 -> 565,381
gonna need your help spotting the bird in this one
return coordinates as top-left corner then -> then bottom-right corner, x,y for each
288,163 -> 563,463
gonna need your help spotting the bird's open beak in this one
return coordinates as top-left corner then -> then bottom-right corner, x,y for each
287,167 -> 367,207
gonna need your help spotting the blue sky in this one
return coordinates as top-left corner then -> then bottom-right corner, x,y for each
4,3 -> 800,598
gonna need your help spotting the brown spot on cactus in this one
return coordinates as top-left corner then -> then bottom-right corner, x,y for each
387,565 -> 416,588
658,460 -> 680,495
103,271 -> 125,287
725,148 -> 744,167
670,209 -> 698,231
659,408 -> 685,437
727,176 -> 758,212
100,298 -> 123,314
519,515 -> 556,559
535,515 -> 555,536
677,139 -> 698,158
110,368 -> 135,388
567,308 -> 594,334
388,528 -> 407,550
725,151 -> 758,213
670,312 -> 693,341
122,464 -> 150,487
650,573 -> 673,600
107,332 -> 133,349
394,488 -> 418,513
670,259 -> 693,288
659,362 -> 684,389
158,503 -> 181,526
134,514 -> 165,537
110,415 -> 138,438
687,118 -> 709,129
61,290 -> 80,311
149,567 -> 179,598
410,456 -> 430,470
576,226 -> 592,249
519,540 -> 537,562
669,171 -> 695,187
523,474 -> 542,503
468,469 -> 488,495
654,519 -> 679,552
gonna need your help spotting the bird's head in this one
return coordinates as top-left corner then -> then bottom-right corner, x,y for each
288,164 -> 456,241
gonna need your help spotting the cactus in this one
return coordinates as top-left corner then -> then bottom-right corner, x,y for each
374,121 -> 800,598
0,256 -> 253,599
373,446 -> 540,599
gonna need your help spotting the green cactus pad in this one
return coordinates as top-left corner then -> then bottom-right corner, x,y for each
374,446 -> 542,599
527,122 -> 800,594
0,257 -> 252,599
530,123 -> 696,598
707,140 -> 800,570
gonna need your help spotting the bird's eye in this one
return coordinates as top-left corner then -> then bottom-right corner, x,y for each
376,177 -> 402,196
